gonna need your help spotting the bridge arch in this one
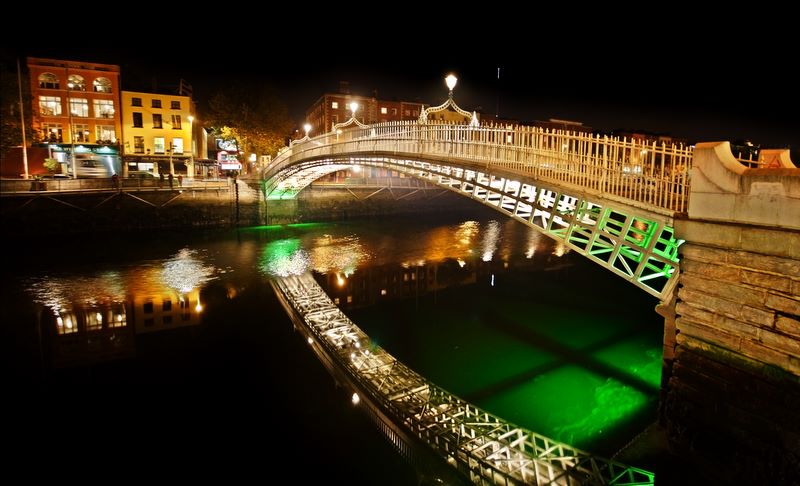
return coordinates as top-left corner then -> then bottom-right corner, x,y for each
264,121 -> 690,299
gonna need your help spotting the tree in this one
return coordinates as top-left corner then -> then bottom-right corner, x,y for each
0,57 -> 35,161
203,82 -> 293,160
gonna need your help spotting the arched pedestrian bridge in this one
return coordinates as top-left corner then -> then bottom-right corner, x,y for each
265,121 -> 700,299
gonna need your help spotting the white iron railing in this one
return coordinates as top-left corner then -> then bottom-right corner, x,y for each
268,121 -> 694,215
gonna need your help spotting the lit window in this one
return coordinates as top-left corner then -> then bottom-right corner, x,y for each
154,137 -> 165,154
94,99 -> 115,118
152,114 -> 162,129
331,102 -> 338,109
380,289 -> 387,295
38,73 -> 59,89
38,96 -> 61,116
347,295 -> 352,303
133,136 -> 145,153
67,74 -> 85,91
95,125 -> 115,143
42,124 -> 63,142
93,77 -> 112,93
171,138 -> 183,154
69,98 -> 89,117
380,107 -> 387,114
72,124 -> 89,142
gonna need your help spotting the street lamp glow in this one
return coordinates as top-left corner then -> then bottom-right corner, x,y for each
445,74 -> 458,91
349,102 -> 359,117
303,123 -> 311,136
188,115 -> 194,123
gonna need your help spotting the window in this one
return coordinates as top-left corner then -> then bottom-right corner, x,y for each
67,74 -> 85,91
331,102 -> 338,109
134,136 -> 145,153
391,108 -> 397,115
38,73 -> 59,89
163,300 -> 172,311
131,97 -> 142,107
404,109 -> 411,116
171,138 -> 183,154
132,112 -> 143,128
94,99 -> 115,118
381,107 -> 387,114
163,315 -> 173,324
72,124 -> 89,142
42,124 -> 63,142
93,77 -> 112,93
70,98 -> 89,117
39,96 -> 61,116
151,99 -> 162,108
95,125 -> 116,143
143,302 -> 154,313
170,100 -> 180,109
154,137 -> 165,154
171,114 -> 181,129
152,114 -> 162,128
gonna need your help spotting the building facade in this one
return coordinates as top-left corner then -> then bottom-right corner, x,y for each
306,93 -> 426,136
120,90 -> 197,177
27,57 -> 122,176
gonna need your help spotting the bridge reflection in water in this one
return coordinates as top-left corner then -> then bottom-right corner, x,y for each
261,218 -> 657,484
273,272 -> 654,485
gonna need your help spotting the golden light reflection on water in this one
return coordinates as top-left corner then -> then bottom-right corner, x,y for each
481,220 -> 501,262
309,234 -> 370,276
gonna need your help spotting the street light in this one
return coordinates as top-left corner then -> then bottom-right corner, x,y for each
349,102 -> 358,120
418,73 -> 478,127
303,123 -> 311,137
445,74 -> 457,97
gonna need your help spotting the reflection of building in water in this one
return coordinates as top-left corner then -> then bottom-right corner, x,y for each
131,288 -> 202,334
47,300 -> 134,367
316,260 -> 476,309
314,250 -> 571,310
28,248 -> 215,368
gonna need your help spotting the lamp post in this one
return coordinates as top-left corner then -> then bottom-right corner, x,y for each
303,123 -> 311,138
349,102 -> 359,121
168,144 -> 174,176
187,115 -> 195,179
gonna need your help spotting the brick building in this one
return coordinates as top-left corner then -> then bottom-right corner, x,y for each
305,83 -> 427,135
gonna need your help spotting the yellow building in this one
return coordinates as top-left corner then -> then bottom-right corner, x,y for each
120,90 -> 197,177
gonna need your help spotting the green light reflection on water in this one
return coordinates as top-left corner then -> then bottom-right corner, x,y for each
479,365 -> 649,449
259,238 -> 309,277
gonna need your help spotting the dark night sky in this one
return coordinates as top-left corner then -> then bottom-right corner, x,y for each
4,31 -> 797,152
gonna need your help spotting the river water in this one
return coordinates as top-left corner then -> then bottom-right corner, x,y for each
3,209 -> 662,482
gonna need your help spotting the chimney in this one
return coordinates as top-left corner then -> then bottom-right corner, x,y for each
372,89 -> 378,99
338,81 -> 350,94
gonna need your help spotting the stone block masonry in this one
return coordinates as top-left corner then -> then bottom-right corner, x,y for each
664,141 -> 800,485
